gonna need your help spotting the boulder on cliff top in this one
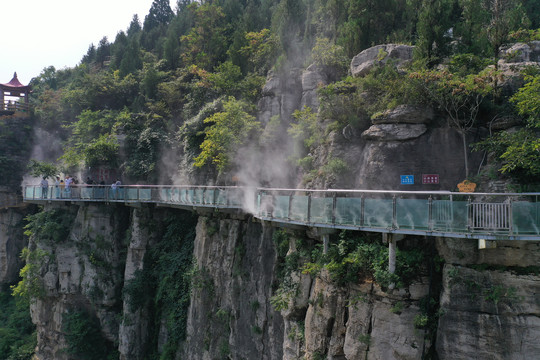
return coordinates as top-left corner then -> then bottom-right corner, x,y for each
371,104 -> 434,125
361,123 -> 427,141
499,41 -> 540,63
350,44 -> 414,77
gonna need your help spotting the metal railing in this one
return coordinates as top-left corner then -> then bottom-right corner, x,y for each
23,185 -> 540,240
2,100 -> 29,112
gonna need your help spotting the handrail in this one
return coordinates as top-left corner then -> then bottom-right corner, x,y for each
22,185 -> 540,241
1,101 -> 29,112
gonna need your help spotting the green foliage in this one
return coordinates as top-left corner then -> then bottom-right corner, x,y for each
303,231 -> 427,288
317,77 -> 367,129
194,97 -> 260,172
508,28 -> 540,42
322,157 -> 349,177
60,109 -> 128,168
311,37 -> 349,74
122,113 -> 168,182
239,29 -> 279,75
270,230 -> 309,312
0,289 -> 36,359
26,160 -> 58,180
63,309 -> 117,360
0,117 -> 32,189
415,0 -> 455,63
448,53 -> 494,76
358,333 -> 371,345
23,208 -> 76,245
288,107 -> 323,165
511,74 -> 540,127
413,313 -> 429,329
474,74 -> 540,181
11,248 -> 49,303
122,212 -> 198,358
180,3 -> 228,70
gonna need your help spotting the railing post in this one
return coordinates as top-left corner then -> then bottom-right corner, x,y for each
213,187 -> 218,206
332,192 -> 337,225
287,192 -> 292,221
467,196 -> 472,233
307,192 -> 312,223
428,195 -> 433,231
392,194 -> 397,229
508,196 -> 513,235
360,194 -> 365,226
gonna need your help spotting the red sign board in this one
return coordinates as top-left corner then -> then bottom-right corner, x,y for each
422,174 -> 439,184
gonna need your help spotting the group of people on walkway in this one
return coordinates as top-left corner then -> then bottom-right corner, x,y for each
39,175 -> 122,199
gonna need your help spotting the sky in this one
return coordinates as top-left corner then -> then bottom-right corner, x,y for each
1,0 -> 175,85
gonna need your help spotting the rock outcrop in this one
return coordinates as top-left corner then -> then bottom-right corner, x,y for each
30,203 -> 130,359
437,265 -> 540,360
371,105 -> 434,125
361,124 -> 428,141
182,215 -> 285,359
0,207 -> 27,285
350,44 -> 414,77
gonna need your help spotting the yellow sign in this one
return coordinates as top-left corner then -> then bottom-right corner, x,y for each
457,180 -> 476,192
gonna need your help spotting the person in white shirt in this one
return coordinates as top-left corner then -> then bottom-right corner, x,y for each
65,176 -> 73,198
40,177 -> 49,199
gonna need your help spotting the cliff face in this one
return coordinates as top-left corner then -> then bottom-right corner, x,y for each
0,207 -> 27,285
28,203 -> 130,359
19,203 -> 540,360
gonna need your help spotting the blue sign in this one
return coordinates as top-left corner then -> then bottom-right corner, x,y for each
400,175 -> 414,185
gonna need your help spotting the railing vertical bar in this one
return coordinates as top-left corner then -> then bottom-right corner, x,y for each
307,192 -> 312,224
392,195 -> 397,229
428,195 -> 433,231
360,195 -> 365,227
287,192 -> 292,221
332,192 -> 337,225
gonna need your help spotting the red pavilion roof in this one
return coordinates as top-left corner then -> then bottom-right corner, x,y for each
1,72 -> 29,90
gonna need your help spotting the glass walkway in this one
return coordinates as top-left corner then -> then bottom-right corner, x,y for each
23,185 -> 540,241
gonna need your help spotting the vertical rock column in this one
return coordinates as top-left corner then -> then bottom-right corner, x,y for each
119,207 -> 155,360
0,208 -> 26,285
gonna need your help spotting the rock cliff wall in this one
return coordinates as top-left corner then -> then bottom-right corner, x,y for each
2,200 -> 538,360
0,207 -> 27,285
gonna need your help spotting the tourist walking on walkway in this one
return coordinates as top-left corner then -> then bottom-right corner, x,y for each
40,177 -> 49,199
65,176 -> 73,198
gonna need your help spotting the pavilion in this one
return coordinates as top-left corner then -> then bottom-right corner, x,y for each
0,72 -> 30,115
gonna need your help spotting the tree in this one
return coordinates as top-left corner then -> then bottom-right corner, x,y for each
272,0 -> 307,59
415,0 -> 455,64
81,44 -> 97,65
194,97 -> 260,172
409,68 -> 496,179
95,37 -> 111,66
127,14 -> 142,38
27,160 -> 58,179
143,0 -> 174,31
239,29 -> 279,75
485,0 -> 529,59
454,0 -> 491,56
180,3 -> 228,70
484,74 -> 540,178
